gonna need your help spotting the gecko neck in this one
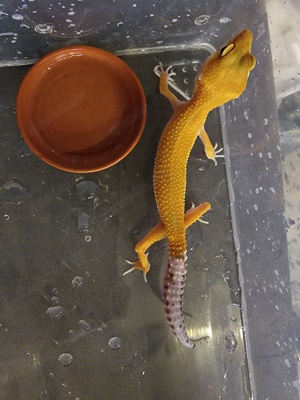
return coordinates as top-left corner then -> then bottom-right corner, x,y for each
191,82 -> 229,114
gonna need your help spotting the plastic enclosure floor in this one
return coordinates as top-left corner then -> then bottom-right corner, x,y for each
0,13 -> 298,399
0,47 -> 251,399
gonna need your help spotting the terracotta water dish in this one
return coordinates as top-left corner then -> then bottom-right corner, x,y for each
16,46 -> 146,172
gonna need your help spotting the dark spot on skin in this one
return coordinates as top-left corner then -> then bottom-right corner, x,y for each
167,316 -> 171,321
179,324 -> 182,329
170,325 -> 175,330
163,284 -> 169,290
186,339 -> 190,344
171,303 -> 175,307
166,309 -> 170,314
165,301 -> 169,306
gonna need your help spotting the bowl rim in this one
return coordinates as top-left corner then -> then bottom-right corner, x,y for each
16,45 -> 147,173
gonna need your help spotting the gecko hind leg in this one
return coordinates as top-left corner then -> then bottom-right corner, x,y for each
124,202 -> 211,282
124,220 -> 165,283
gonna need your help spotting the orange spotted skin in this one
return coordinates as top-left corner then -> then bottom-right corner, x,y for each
153,99 -> 209,256
124,30 -> 255,348
153,29 -> 256,258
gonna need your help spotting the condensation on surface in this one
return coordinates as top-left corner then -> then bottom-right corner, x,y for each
267,0 -> 300,394
0,0 -> 298,399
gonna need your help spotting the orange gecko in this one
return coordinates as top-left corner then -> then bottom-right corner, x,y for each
124,30 -> 256,348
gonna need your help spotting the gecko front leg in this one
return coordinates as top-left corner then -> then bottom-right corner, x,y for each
154,63 -> 184,109
198,126 -> 224,166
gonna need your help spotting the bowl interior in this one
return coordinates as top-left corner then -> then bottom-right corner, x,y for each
17,46 -> 146,172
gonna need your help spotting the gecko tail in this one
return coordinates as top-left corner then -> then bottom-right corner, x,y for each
163,252 -> 195,348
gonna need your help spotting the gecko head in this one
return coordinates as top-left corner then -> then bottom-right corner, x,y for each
194,30 -> 256,105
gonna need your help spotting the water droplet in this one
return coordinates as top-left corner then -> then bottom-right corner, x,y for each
0,180 -> 31,204
194,15 -> 210,25
18,4 -> 28,10
0,32 -> 14,37
93,197 -> 99,210
284,217 -> 295,229
0,11 -> 9,19
20,23 -> 30,30
58,353 -> 74,367
219,17 -> 231,24
78,320 -> 91,331
284,358 -> 291,368
51,296 -> 59,305
97,327 -> 104,334
52,288 -> 58,295
12,13 -> 24,20
142,370 -> 147,377
71,276 -> 83,288
108,336 -> 123,350
46,306 -> 64,319
225,332 -> 237,353
76,181 -> 98,200
34,23 -> 54,34
4,214 -> 9,220
77,208 -> 90,232
272,240 -> 280,251
85,235 -> 92,242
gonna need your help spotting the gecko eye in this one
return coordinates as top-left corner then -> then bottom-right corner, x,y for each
219,43 -> 235,57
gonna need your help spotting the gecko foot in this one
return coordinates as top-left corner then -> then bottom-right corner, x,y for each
154,62 -> 176,82
188,202 -> 210,225
123,257 -> 149,282
211,143 -> 224,166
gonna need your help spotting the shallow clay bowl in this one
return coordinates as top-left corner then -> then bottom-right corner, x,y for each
16,45 -> 146,172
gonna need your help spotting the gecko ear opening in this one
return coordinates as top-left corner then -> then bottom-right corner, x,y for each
219,43 -> 235,57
